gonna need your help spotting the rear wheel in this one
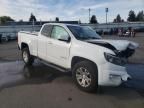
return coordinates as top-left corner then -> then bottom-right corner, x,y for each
72,61 -> 98,92
22,48 -> 34,66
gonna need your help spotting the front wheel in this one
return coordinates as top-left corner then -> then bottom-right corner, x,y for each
72,61 -> 98,92
22,48 -> 34,66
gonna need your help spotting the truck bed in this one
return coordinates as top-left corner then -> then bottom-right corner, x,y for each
19,31 -> 39,36
18,31 -> 38,57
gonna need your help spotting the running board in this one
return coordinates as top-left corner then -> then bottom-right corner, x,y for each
39,59 -> 70,72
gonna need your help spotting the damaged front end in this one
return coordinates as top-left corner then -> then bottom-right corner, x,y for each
114,42 -> 139,58
114,47 -> 135,58
86,39 -> 137,85
86,39 -> 139,58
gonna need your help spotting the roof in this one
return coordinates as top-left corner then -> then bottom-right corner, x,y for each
45,23 -> 80,26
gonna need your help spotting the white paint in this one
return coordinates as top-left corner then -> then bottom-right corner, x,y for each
17,23 -> 138,86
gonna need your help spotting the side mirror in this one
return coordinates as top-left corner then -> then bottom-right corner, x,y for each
67,37 -> 71,42
58,35 -> 71,43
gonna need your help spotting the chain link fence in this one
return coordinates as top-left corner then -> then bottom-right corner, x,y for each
0,25 -> 41,43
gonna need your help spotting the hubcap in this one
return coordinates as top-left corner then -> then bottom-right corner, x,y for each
23,51 -> 28,63
76,67 -> 91,87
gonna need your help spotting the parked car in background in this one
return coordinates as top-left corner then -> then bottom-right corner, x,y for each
123,30 -> 130,37
1,33 -> 17,42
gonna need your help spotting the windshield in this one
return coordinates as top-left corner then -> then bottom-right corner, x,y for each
67,25 -> 101,40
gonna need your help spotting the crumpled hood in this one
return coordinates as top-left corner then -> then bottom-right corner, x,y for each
86,39 -> 139,58
86,39 -> 139,51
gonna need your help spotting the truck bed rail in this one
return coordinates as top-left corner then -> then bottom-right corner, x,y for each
19,31 -> 38,36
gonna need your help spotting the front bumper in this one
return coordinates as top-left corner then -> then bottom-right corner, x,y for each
98,62 -> 131,86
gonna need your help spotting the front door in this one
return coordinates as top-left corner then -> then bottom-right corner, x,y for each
46,25 -> 71,68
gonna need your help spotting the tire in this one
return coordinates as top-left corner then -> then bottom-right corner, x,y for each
22,48 -> 34,66
72,61 -> 98,92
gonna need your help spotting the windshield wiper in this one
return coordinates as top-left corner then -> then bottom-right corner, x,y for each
77,36 -> 98,40
88,37 -> 98,39
77,37 -> 89,40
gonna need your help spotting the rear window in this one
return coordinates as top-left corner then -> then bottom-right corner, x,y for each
41,25 -> 53,37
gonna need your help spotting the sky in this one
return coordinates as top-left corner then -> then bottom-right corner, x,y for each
0,0 -> 143,23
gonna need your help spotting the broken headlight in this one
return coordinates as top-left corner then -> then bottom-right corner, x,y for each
104,52 -> 127,66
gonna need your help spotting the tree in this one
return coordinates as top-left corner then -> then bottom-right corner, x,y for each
116,14 -> 121,22
136,11 -> 144,21
19,19 -> 23,22
121,19 -> 124,22
127,10 -> 136,22
29,13 -> 37,22
55,17 -> 59,22
113,14 -> 121,23
0,16 -> 14,24
113,14 -> 124,23
113,19 -> 117,23
90,15 -> 98,24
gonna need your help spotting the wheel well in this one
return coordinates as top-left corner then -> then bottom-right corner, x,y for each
71,56 -> 98,70
21,43 -> 29,50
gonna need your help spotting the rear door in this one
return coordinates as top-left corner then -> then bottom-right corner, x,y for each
38,25 -> 53,60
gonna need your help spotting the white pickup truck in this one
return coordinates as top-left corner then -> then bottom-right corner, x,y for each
18,23 -> 138,92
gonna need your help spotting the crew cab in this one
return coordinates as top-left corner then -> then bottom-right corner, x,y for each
18,23 -> 138,92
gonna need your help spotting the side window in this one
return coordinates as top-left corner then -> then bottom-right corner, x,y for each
41,25 -> 53,37
51,26 -> 69,40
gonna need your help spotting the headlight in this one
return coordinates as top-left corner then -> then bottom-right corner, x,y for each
104,52 -> 126,66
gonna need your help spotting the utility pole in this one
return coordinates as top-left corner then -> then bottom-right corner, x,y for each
105,8 -> 109,32
32,19 -> 35,31
89,8 -> 91,23
105,8 -> 108,24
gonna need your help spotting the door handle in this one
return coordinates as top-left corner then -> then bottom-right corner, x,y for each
48,41 -> 53,44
